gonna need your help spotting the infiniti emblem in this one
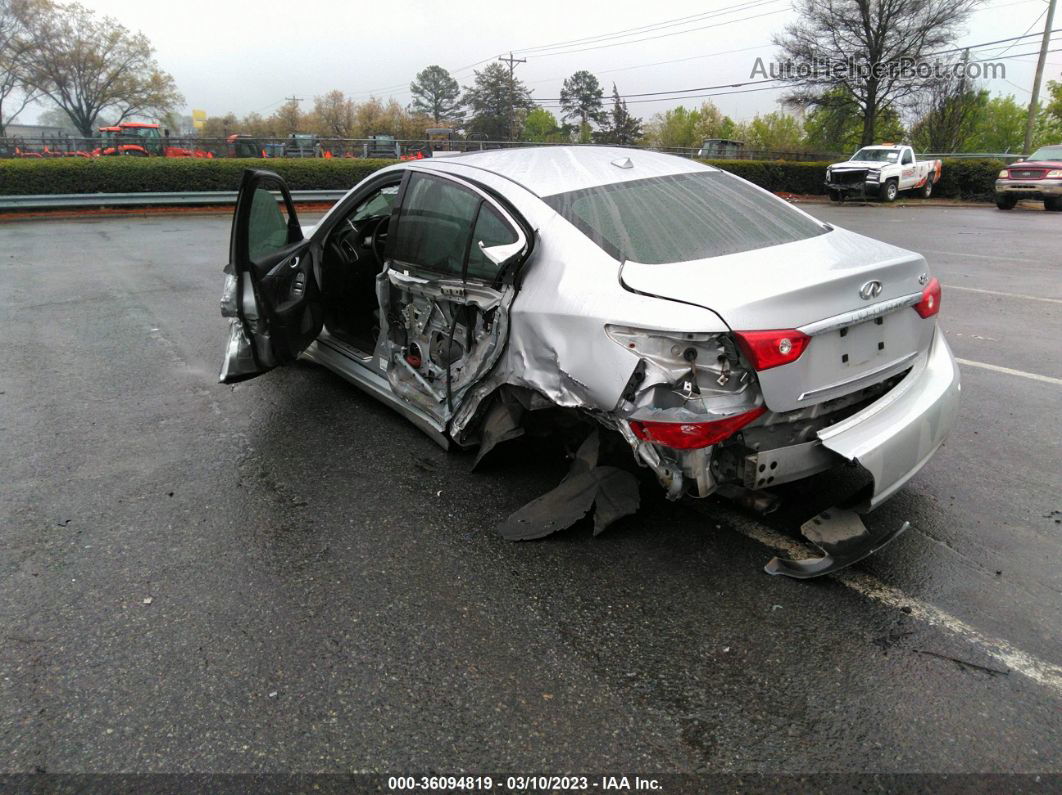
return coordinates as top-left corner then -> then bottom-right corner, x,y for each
859,280 -> 883,300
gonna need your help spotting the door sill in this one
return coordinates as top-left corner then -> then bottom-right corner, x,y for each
303,333 -> 450,449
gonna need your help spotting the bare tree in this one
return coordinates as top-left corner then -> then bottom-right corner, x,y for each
313,90 -> 356,137
23,2 -> 182,137
773,0 -> 981,145
0,0 -> 45,135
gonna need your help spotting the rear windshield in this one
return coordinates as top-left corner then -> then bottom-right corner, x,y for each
543,171 -> 827,264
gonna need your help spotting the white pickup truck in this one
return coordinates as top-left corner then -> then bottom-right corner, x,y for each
825,144 -> 942,202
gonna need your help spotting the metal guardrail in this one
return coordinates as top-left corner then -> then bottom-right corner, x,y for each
0,189 -> 348,211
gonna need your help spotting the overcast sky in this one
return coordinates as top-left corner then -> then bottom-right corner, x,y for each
30,0 -> 1062,125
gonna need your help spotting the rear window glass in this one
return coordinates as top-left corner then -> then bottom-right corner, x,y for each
543,171 -> 827,264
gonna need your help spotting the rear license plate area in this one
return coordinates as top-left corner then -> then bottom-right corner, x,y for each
838,316 -> 888,368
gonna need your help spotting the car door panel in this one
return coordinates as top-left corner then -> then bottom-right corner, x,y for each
376,170 -> 532,430
219,169 -> 322,383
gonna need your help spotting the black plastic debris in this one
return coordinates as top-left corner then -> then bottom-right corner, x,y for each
765,507 -> 910,579
496,429 -> 640,540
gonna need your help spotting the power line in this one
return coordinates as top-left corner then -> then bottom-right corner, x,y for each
347,1 -> 787,99
537,82 -> 793,108
986,9 -> 1049,57
525,6 -> 791,58
509,0 -> 775,54
531,43 -> 1062,109
512,0 -> 786,56
324,16 -> 1062,108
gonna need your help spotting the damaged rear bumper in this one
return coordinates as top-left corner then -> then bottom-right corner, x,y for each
764,326 -> 958,578
816,325 -> 960,510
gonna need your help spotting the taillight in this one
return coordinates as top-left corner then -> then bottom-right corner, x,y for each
732,330 -> 810,370
629,407 -> 766,450
914,277 -> 941,318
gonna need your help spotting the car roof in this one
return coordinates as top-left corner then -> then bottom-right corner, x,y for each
414,145 -> 715,197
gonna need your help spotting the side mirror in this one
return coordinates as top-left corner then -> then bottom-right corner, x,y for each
478,239 -> 524,266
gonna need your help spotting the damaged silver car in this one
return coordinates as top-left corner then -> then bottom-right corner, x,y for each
219,146 -> 960,578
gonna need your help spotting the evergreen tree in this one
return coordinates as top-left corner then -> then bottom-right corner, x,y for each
409,65 -> 462,125
559,70 -> 606,128
595,84 -> 643,145
461,62 -> 534,141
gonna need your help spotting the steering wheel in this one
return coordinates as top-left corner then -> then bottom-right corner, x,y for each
368,215 -> 390,265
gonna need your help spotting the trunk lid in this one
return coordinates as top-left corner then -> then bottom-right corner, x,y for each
621,228 -> 935,412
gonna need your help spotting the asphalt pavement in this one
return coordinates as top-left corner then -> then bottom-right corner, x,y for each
0,203 -> 1059,779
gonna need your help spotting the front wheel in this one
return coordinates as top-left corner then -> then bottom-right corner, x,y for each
996,194 -> 1018,210
1044,197 -> 1062,212
880,180 -> 898,202
828,189 -> 842,202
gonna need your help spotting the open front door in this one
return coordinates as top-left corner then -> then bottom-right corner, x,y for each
219,170 -> 323,383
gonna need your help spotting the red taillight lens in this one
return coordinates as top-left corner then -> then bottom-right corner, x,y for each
914,277 -> 941,318
732,329 -> 810,370
629,407 -> 767,450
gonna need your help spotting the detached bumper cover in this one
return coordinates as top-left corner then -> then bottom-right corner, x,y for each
816,325 -> 960,510
766,509 -> 910,579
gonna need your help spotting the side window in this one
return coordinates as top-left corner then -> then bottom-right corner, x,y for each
391,174 -> 479,275
467,204 -> 518,281
352,184 -> 400,222
902,149 -> 913,165
247,187 -> 291,261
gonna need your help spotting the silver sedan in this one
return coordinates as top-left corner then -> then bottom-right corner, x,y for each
219,146 -> 960,578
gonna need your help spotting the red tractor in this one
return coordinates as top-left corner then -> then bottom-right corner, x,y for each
93,122 -> 212,158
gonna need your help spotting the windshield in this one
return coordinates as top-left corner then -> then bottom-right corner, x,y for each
1027,146 -> 1062,162
851,149 -> 900,162
543,171 -> 827,264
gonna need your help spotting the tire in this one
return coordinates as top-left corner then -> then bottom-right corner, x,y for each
828,189 -> 842,202
1044,197 -> 1062,212
920,179 -> 933,199
995,194 -> 1018,210
881,180 -> 899,202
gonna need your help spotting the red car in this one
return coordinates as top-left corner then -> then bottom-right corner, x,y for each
995,144 -> 1062,211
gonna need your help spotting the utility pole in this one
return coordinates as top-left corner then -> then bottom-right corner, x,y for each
1022,0 -> 1057,156
953,48 -> 970,153
498,52 -> 526,142
284,96 -> 304,135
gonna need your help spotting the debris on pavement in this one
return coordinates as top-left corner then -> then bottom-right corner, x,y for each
496,429 -> 640,540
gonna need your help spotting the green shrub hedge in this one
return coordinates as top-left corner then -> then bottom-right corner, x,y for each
703,160 -> 833,195
931,158 -> 1006,201
0,157 -> 399,195
0,153 -> 1005,201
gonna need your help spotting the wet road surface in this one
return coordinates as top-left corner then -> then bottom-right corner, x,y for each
0,205 -> 1059,774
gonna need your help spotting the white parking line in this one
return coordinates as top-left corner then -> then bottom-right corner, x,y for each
724,520 -> 1062,695
956,358 -> 1062,386
944,284 -> 1062,305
